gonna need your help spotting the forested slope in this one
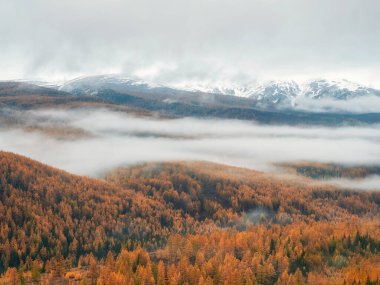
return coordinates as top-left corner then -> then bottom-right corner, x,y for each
0,152 -> 379,284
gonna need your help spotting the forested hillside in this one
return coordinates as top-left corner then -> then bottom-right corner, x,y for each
0,153 -> 379,284
279,161 -> 380,180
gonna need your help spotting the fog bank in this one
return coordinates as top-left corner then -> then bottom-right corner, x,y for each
0,108 -> 379,190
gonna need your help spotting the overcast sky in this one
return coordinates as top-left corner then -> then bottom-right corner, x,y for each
1,0 -> 379,86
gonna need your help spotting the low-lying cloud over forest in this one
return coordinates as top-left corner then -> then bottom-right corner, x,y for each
0,108 -> 380,190
293,95 -> 380,113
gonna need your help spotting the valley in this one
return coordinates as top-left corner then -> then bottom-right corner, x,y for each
2,1 -> 380,283
0,79 -> 380,284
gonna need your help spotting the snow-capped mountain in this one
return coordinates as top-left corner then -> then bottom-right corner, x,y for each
37,75 -> 380,112
58,75 -> 380,101
170,81 -> 256,97
248,81 -> 300,106
301,79 -> 380,100
59,74 -> 167,96
176,79 -> 380,109
179,79 -> 379,99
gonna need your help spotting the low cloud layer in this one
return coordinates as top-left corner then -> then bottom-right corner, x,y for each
326,176 -> 380,191
293,95 -> 380,114
1,108 -> 380,191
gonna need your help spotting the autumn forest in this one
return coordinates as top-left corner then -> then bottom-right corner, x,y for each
0,150 -> 379,285
3,0 -> 380,283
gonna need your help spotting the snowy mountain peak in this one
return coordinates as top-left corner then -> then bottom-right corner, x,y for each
249,80 -> 299,102
60,74 -> 162,95
179,79 -> 379,101
300,79 -> 376,100
35,74 -> 380,111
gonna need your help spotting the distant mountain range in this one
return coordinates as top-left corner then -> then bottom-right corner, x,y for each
177,79 -> 380,100
53,75 -> 380,111
2,75 -> 380,126
12,75 -> 380,109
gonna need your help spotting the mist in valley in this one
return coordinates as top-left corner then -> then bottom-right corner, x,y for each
0,107 -> 379,190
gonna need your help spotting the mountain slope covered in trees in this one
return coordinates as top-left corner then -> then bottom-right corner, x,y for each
0,153 -> 379,284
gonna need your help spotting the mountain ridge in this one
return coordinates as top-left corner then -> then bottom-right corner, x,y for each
7,75 -> 380,113
57,75 -> 380,110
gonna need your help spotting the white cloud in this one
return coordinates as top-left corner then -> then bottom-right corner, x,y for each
1,109 -> 380,181
294,96 -> 380,113
325,176 -> 380,191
